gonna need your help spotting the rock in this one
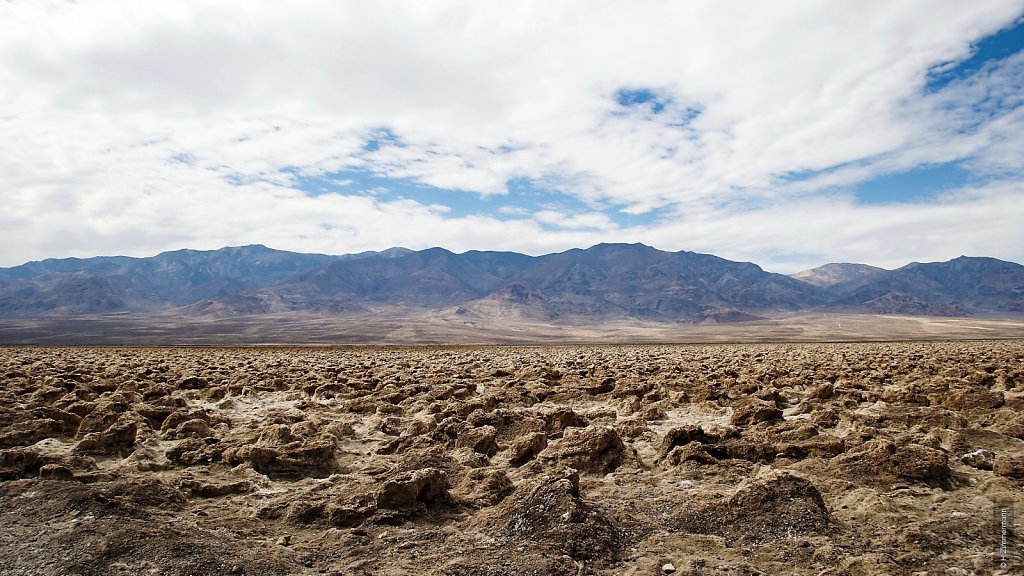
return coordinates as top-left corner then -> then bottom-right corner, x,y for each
179,375 -> 207,390
675,470 -> 831,543
1,448 -> 42,480
73,413 -> 140,455
538,426 -> 629,473
663,443 -> 719,466
990,411 -> 1024,439
106,477 -> 188,509
946,390 -> 1004,411
453,467 -> 514,508
662,563 -> 676,574
729,399 -> 783,427
222,440 -> 337,478
177,478 -> 253,498
776,434 -> 846,460
994,454 -> 1024,479
831,438 -> 951,487
0,418 -> 65,448
276,534 -> 291,546
507,432 -> 548,466
891,444 -> 951,485
159,409 -> 209,434
455,425 -> 499,456
715,437 -> 774,463
806,382 -> 834,400
584,377 -> 615,395
0,445 -> 98,480
541,408 -> 586,435
375,468 -> 450,509
172,418 -> 213,439
471,468 -> 622,561
658,426 -> 722,459
256,424 -> 294,446
166,437 -> 221,466
38,463 -> 75,481
961,449 -> 995,470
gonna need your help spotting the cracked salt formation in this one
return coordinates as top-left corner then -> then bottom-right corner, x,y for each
0,341 -> 1022,574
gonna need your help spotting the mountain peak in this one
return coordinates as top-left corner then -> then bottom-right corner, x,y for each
587,242 -> 658,251
791,263 -> 888,288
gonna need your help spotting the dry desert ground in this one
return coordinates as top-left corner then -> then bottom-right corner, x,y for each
1,341 -> 1023,575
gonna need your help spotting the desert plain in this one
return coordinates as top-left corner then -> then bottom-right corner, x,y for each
1,340 -> 1023,575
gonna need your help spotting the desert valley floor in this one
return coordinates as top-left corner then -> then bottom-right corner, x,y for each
1,341 -> 1023,575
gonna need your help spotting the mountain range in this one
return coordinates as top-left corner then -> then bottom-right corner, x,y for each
1,243 -> 1022,323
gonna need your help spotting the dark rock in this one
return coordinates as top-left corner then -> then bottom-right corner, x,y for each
472,468 -> 622,561
675,470 -> 830,543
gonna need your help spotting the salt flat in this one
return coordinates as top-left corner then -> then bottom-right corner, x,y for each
1,341 -> 1022,574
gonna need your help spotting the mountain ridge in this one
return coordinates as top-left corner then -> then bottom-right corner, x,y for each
2,244 -> 1022,322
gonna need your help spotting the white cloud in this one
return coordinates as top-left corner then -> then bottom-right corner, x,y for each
0,0 -> 1022,269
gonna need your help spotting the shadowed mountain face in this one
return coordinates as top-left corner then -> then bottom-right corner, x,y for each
190,248 -> 539,315
0,245 -> 343,314
496,243 -> 823,319
824,256 -> 1024,315
181,243 -> 826,321
1,244 -> 1022,321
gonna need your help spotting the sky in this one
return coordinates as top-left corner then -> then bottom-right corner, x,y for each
1,1 -> 1023,273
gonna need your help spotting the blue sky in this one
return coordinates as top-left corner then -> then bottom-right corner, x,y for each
1,1 -> 1023,272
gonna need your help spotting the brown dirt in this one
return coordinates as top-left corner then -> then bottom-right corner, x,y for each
1,341 -> 1023,575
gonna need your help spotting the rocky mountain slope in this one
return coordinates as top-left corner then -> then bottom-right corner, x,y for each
181,243 -> 822,322
2,244 -> 1022,322
796,256 -> 1024,316
0,245 -> 405,315
790,263 -> 887,289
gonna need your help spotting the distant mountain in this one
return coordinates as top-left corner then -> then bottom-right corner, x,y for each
490,243 -> 822,320
791,263 -> 888,289
819,256 -> 1024,315
0,245 -> 340,314
1,245 -> 1021,322
180,243 -> 825,322
181,247 -> 537,316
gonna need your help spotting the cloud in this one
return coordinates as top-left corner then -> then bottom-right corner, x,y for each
0,0 -> 1022,269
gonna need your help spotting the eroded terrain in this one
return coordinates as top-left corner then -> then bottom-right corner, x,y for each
1,342 -> 1023,575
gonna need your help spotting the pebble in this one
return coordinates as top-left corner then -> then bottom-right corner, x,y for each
276,535 -> 291,546
678,480 -> 694,489
662,562 -> 676,574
